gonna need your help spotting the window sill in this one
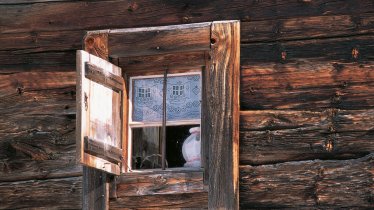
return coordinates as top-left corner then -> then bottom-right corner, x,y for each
117,167 -> 206,197
122,167 -> 203,175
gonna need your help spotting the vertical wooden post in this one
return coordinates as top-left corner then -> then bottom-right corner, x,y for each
83,32 -> 110,210
206,21 -> 240,209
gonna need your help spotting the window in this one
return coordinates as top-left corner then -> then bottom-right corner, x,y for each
128,72 -> 201,170
77,20 -> 240,209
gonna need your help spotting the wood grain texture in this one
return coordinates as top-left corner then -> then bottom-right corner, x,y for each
0,71 -> 78,182
240,154 -> 373,208
1,0 -> 373,34
110,192 -> 208,209
206,21 -> 240,210
108,22 -> 211,57
241,61 -> 374,110
84,33 -> 108,60
241,35 -> 374,64
116,171 -> 204,197
241,13 -> 374,43
119,51 -> 206,74
240,109 -> 374,165
0,0 -> 373,209
0,176 -> 82,209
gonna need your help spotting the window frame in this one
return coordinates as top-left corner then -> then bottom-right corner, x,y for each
83,20 -> 240,209
127,71 -> 202,171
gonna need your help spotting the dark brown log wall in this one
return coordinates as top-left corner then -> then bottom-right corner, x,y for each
0,0 -> 373,209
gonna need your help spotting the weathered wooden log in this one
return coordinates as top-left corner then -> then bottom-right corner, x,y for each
241,35 -> 374,64
0,176 -> 82,209
0,50 -> 76,67
241,13 -> 374,43
0,70 -> 78,181
116,171 -> 204,197
241,61 -> 374,110
119,51 -> 206,75
108,22 -> 210,57
110,192 -> 208,209
1,0 -> 373,34
240,109 -> 374,165
0,116 -> 79,182
240,154 -> 373,208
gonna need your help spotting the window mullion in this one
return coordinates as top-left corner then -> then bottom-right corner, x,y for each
161,68 -> 168,170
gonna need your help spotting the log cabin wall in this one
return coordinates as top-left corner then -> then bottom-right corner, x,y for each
0,0 -> 373,209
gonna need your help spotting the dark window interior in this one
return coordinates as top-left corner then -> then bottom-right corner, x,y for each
131,124 -> 199,169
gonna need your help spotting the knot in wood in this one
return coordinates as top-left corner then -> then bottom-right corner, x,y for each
153,175 -> 167,184
16,86 -> 24,95
324,139 -> 334,152
281,51 -> 287,60
352,48 -> 359,59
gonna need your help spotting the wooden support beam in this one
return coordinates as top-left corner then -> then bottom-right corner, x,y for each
206,21 -> 240,210
108,22 -> 211,58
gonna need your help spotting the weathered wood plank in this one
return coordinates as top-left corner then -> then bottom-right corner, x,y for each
110,192 -> 208,209
108,22 -> 211,57
1,12 -> 373,68
116,171 -> 204,197
0,113 -> 79,182
85,62 -> 124,92
206,20 -> 240,209
0,85 -> 75,116
241,61 -> 374,110
0,72 -> 77,182
84,137 -> 122,163
241,13 -> 374,43
0,176 -> 82,209
240,154 -> 373,208
119,51 -> 206,74
2,32 -> 372,71
241,35 -> 374,64
77,50 -> 122,175
0,50 -> 76,70
240,109 -> 374,165
0,71 -> 75,98
1,0 -> 373,34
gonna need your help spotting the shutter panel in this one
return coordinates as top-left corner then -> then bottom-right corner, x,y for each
76,50 -> 124,175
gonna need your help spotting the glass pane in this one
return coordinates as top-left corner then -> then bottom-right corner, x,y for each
131,125 -> 201,170
131,74 -> 201,123
131,127 -> 162,169
166,125 -> 200,168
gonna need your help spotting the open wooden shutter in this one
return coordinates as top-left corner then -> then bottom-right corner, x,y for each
76,50 -> 124,175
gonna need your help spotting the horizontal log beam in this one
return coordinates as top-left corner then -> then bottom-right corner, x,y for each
116,171 -> 205,197
241,13 -> 374,43
119,51 -> 206,75
239,109 -> 374,165
240,154 -> 373,208
110,192 -> 208,209
1,0 -> 373,34
241,61 -> 374,110
241,35 -> 374,64
107,22 -> 211,57
0,176 -> 82,209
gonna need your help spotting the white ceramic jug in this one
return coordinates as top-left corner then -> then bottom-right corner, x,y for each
182,127 -> 201,167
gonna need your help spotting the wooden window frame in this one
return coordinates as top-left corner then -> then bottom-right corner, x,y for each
83,20 -> 240,209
